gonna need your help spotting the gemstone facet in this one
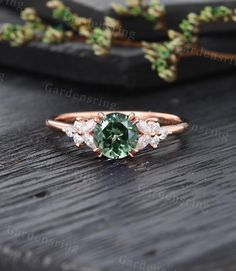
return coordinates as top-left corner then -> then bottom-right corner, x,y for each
94,113 -> 139,159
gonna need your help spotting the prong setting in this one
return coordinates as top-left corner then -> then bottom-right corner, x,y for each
129,149 -> 138,157
129,113 -> 139,124
94,148 -> 103,157
95,112 -> 105,123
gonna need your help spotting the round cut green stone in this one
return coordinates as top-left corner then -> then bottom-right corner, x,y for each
93,113 -> 138,159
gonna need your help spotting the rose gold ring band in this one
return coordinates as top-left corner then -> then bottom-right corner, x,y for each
46,111 -> 188,135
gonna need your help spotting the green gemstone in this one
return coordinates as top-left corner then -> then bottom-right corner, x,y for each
93,113 -> 138,159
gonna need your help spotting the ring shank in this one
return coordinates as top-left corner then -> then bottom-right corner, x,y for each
46,111 -> 188,135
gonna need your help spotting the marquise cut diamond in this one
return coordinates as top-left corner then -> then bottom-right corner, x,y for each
150,135 -> 160,148
74,119 -> 96,133
137,135 -> 151,150
149,121 -> 161,134
74,120 -> 85,132
137,120 -> 152,134
159,128 -> 169,140
64,119 -> 97,149
64,126 -> 77,138
137,120 -> 161,135
73,134 -> 83,146
83,134 -> 96,149
135,120 -> 168,151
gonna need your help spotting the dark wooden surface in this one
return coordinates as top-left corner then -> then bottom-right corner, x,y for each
0,67 -> 236,271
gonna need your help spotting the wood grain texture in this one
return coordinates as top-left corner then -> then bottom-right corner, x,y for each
0,68 -> 236,271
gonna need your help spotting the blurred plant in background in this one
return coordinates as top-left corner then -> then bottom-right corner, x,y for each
0,0 -> 235,82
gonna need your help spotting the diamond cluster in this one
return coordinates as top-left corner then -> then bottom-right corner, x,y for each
63,119 -> 97,149
136,120 -> 169,150
63,114 -> 170,159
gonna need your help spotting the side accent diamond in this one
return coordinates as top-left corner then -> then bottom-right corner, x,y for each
137,120 -> 152,135
64,127 -> 76,137
150,135 -> 160,148
74,119 -> 96,133
137,120 -> 161,135
149,121 -> 161,134
136,135 -> 151,150
83,119 -> 96,133
159,128 -> 169,140
64,119 -> 97,150
73,134 -> 83,146
83,135 -> 96,150
135,120 -> 169,151
74,120 -> 85,132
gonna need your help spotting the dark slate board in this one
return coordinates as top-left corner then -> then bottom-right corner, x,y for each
0,8 -> 236,88
0,2 -> 236,88
0,68 -> 236,271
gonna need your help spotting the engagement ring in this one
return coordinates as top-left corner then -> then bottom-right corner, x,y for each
46,111 -> 188,160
